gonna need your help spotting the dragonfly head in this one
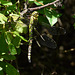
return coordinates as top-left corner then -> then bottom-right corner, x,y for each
31,11 -> 39,18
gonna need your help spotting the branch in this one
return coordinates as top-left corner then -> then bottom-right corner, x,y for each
20,0 -> 59,15
28,0 -> 59,11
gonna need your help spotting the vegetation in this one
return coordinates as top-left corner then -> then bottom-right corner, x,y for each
0,0 -> 75,75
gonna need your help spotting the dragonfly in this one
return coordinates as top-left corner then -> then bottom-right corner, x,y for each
15,11 -> 66,63
27,11 -> 66,63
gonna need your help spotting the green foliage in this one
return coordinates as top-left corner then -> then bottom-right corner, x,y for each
0,0 -> 62,74
72,15 -> 75,18
72,15 -> 75,29
73,23 -> 75,29
0,0 -> 12,6
0,0 -> 28,74
0,13 -> 7,24
1,55 -> 16,60
0,33 -> 9,55
29,0 -> 62,26
44,8 -> 61,26
0,62 -> 19,75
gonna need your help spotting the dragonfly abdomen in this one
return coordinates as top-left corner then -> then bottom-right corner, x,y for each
28,11 -> 39,63
28,23 -> 33,63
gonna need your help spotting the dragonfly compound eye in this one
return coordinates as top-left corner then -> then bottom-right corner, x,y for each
32,11 -> 39,17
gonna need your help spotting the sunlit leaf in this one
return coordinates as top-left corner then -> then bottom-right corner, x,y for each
13,31 -> 28,42
0,67 -> 3,71
0,58 -> 4,61
29,0 -> 34,1
0,0 -> 12,6
44,8 -> 61,26
0,13 -> 7,24
15,21 -> 28,34
10,14 -> 20,21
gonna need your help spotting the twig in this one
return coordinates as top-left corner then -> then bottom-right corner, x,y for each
20,0 -> 59,15
28,0 -> 59,11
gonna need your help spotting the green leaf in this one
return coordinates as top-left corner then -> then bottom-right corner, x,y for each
37,9 -> 44,14
11,0 -> 16,4
5,32 -> 21,47
16,48 -> 21,55
12,36 -> 21,47
8,44 -> 17,55
38,15 -> 49,24
15,20 -> 28,34
29,0 -> 34,2
34,1 -> 43,6
0,62 -> 20,75
5,32 -> 17,55
23,25 -> 28,34
44,8 -> 61,26
73,23 -> 75,29
34,0 -> 54,5
6,4 -> 17,14
0,67 -> 3,71
0,58 -> 4,61
0,33 -> 9,55
72,15 -> 75,18
5,62 -> 20,75
15,23 -> 24,33
1,55 -> 16,60
0,66 -> 3,75
0,13 -> 7,24
5,32 -> 21,55
5,32 -> 13,45
29,0 -> 34,1
0,69 -> 4,75
0,24 -> 3,31
13,31 -> 28,42
10,14 -> 20,22
0,0 -> 12,6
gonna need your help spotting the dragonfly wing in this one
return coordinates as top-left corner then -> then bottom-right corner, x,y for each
48,26 -> 66,35
41,22 -> 66,35
37,34 -> 57,49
